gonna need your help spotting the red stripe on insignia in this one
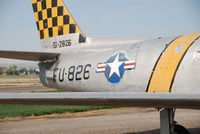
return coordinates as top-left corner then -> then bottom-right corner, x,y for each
97,66 -> 106,69
125,63 -> 135,66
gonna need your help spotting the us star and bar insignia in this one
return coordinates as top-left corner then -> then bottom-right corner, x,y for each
96,52 -> 136,83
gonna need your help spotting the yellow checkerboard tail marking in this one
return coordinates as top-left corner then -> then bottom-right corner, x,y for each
31,0 -> 86,43
147,33 -> 200,92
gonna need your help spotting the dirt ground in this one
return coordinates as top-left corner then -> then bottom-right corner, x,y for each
0,76 -> 57,92
0,108 -> 199,134
0,76 -> 41,87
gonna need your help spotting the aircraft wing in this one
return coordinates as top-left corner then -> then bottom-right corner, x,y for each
0,92 -> 199,109
0,50 -> 60,61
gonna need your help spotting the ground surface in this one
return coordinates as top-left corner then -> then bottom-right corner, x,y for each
0,75 -> 41,87
0,85 -> 56,93
0,108 -> 200,134
0,76 -> 57,92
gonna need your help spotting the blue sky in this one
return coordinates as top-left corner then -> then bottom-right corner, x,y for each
0,0 -> 200,63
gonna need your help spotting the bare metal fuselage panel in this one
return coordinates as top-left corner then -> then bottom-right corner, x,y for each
42,34 -> 200,94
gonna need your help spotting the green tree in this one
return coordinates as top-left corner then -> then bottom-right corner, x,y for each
6,65 -> 19,75
0,67 -> 3,75
29,69 -> 36,75
19,68 -> 28,75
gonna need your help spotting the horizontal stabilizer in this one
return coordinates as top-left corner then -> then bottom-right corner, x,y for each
0,92 -> 200,109
0,50 -> 60,61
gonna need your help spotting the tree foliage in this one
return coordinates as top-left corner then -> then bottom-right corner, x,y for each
6,65 -> 19,75
0,67 -> 4,75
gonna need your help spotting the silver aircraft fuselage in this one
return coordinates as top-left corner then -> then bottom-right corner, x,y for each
39,33 -> 200,94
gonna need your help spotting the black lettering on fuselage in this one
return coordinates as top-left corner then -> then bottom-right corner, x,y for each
59,68 -> 65,82
53,68 -> 59,83
54,64 -> 92,82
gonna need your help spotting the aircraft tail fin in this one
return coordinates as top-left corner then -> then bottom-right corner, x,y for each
31,0 -> 86,50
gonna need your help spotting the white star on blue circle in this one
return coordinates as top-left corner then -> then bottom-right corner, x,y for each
96,52 -> 135,84
104,53 -> 126,83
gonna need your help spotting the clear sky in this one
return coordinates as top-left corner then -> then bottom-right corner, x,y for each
0,0 -> 200,63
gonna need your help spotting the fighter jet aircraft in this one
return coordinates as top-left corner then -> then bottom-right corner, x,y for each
0,0 -> 200,134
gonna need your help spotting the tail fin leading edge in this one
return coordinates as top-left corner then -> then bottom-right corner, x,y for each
31,0 -> 86,50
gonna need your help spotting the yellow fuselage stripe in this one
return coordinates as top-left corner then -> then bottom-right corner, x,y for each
147,33 -> 200,92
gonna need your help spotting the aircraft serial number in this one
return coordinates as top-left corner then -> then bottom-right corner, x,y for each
53,39 -> 71,48
53,64 -> 91,82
